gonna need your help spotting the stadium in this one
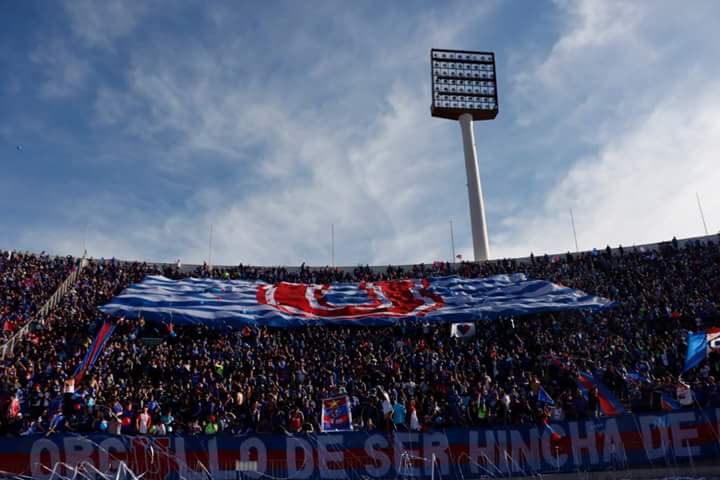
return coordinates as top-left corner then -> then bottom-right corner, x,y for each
2,234 -> 720,479
3,1 -> 720,479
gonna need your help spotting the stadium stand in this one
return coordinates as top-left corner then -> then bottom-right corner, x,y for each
1,234 -> 719,439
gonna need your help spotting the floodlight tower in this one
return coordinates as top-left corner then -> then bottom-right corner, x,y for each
431,49 -> 498,261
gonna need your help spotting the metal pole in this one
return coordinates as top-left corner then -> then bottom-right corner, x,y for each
570,209 -> 579,252
331,223 -> 335,267
696,192 -> 709,235
449,219 -> 456,263
458,113 -> 490,261
208,224 -> 213,271
82,219 -> 88,257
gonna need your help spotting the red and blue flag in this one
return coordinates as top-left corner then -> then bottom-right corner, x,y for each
321,396 -> 352,432
577,371 -> 626,416
660,393 -> 682,412
73,321 -> 116,382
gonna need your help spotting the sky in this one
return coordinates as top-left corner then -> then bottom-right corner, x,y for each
1,0 -> 719,266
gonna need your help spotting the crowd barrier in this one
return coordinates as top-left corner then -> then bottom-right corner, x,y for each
4,408 -> 720,479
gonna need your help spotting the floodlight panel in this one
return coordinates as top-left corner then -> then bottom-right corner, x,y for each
430,48 -> 499,121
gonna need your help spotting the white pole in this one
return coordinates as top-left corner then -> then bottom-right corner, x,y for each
449,219 -> 456,263
458,113 -> 490,261
696,192 -> 709,235
331,223 -> 335,267
570,208 -> 579,252
208,224 -> 213,271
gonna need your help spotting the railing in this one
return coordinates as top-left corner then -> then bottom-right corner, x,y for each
0,253 -> 88,360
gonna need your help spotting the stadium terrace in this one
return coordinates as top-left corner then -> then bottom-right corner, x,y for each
1,234 -> 720,478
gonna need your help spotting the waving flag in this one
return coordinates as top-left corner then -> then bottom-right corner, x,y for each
660,393 -> 681,412
543,419 -> 562,442
321,396 -> 352,432
577,371 -> 626,416
683,328 -> 720,372
73,321 -> 116,382
100,274 -> 613,328
537,386 -> 555,405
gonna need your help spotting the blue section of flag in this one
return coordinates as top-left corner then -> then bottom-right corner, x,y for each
99,274 -> 614,328
684,331 -> 709,372
73,321 -> 116,382
538,386 -> 555,405
660,393 -> 682,412
321,396 -> 352,432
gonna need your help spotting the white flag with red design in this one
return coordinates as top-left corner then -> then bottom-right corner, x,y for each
450,322 -> 476,338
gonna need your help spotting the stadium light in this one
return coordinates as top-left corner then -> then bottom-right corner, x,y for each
431,48 -> 498,261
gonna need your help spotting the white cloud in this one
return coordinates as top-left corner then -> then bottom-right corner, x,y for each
495,0 -> 720,258
10,0 -> 720,267
74,4 -> 491,266
62,0 -> 149,49
29,39 -> 91,98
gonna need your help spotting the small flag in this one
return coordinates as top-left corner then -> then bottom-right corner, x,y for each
577,371 -> 626,416
660,393 -> 681,412
543,419 -> 562,442
538,386 -> 555,405
321,396 -> 352,432
73,321 -> 116,383
456,254 -> 463,260
683,328 -> 720,372
450,322 -> 476,338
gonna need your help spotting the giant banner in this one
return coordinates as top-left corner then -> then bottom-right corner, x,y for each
100,274 -> 612,327
5,409 -> 720,480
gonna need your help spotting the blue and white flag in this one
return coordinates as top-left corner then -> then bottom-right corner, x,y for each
537,386 -> 555,405
100,274 -> 613,328
683,328 -> 720,372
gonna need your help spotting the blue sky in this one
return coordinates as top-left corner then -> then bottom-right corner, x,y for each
1,0 -> 719,266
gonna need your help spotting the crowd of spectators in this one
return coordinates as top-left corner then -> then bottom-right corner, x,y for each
1,235 -> 719,437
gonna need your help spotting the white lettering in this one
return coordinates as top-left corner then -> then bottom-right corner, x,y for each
98,437 -> 126,475
468,430 -> 498,475
30,438 -> 60,480
394,432 -> 421,477
317,434 -> 346,479
540,425 -> 568,469
510,428 -> 540,472
239,437 -> 267,479
63,437 -> 94,474
639,415 -> 670,460
423,432 -> 449,476
364,434 -> 391,477
669,411 -> 700,458
495,430 -> 511,474
287,437 -> 315,479
570,421 -> 599,466
602,419 -> 626,464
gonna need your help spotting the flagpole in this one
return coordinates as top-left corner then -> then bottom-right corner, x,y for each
82,219 -> 89,257
331,223 -> 335,268
570,209 -> 579,252
696,192 -> 709,235
449,219 -> 456,263
208,224 -> 213,271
